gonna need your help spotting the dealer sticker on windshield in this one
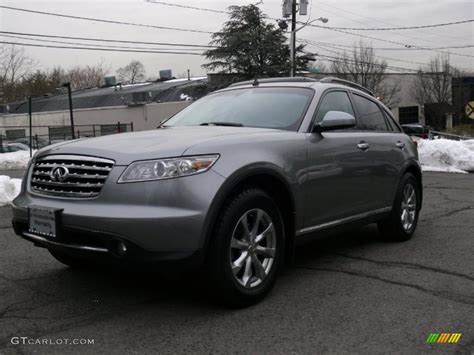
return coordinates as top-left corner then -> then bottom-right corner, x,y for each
28,206 -> 61,238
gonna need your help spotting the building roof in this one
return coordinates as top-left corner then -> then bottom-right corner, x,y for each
5,77 -> 207,114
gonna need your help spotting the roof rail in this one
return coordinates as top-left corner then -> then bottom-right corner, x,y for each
319,77 -> 375,97
229,77 -> 318,87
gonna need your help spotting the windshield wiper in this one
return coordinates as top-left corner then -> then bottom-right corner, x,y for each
199,122 -> 244,127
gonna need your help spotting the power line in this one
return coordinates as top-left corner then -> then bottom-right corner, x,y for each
302,39 -> 474,72
144,0 -> 473,58
0,34 -> 206,52
0,41 -> 203,55
316,2 -> 467,44
314,52 -> 418,72
301,23 -> 474,58
0,30 -> 214,48
0,5 -> 213,34
301,39 -> 427,67
145,0 -> 227,14
302,40 -> 474,51
315,19 -> 474,31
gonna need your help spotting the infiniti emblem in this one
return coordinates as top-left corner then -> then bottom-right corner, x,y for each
50,166 -> 69,182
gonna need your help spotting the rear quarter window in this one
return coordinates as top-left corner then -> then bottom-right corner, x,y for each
352,94 -> 388,131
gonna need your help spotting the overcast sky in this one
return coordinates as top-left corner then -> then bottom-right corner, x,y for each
1,0 -> 473,78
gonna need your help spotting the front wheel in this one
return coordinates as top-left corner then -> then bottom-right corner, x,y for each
378,173 -> 420,241
209,188 -> 284,308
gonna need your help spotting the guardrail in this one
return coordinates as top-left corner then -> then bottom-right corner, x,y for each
430,131 -> 472,141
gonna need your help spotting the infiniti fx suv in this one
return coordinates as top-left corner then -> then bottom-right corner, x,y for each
12,77 -> 422,306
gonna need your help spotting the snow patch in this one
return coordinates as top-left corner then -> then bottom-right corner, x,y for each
0,150 -> 34,170
418,138 -> 474,174
179,93 -> 193,101
0,176 -> 22,206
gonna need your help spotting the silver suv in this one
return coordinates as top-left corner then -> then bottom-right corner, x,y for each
12,77 -> 422,306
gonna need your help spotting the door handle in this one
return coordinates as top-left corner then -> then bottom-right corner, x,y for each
357,142 -> 370,151
396,142 -> 405,149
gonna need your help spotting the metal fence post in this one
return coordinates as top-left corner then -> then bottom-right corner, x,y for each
35,134 -> 38,149
0,134 -> 3,153
28,97 -> 32,158
93,124 -> 96,137
130,122 -> 134,132
117,121 -> 121,133
77,130 -> 80,139
48,126 -> 51,145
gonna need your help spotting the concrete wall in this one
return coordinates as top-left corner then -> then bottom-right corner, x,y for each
381,73 -> 424,124
0,101 -> 190,139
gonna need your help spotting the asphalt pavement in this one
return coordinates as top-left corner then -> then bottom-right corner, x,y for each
0,172 -> 472,354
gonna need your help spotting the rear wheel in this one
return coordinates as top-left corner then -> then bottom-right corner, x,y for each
209,188 -> 284,308
378,173 -> 420,241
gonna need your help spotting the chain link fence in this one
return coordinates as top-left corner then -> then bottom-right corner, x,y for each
0,122 -> 133,153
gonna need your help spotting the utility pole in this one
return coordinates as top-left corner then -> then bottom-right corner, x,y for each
62,82 -> 75,139
290,0 -> 297,77
282,0 -> 328,77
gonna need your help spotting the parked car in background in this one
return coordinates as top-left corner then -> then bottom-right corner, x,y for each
1,142 -> 30,153
13,137 -> 49,150
12,77 -> 423,307
402,124 -> 432,140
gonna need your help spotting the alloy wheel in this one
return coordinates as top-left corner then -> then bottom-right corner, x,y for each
229,208 -> 276,288
400,183 -> 417,231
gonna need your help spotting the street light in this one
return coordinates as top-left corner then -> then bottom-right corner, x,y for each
62,82 -> 75,139
290,16 -> 329,77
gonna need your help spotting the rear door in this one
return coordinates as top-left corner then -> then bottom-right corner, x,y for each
303,90 -> 375,229
350,93 -> 404,211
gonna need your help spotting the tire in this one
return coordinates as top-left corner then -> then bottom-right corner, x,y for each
208,187 -> 285,308
49,249 -> 89,268
378,173 -> 420,241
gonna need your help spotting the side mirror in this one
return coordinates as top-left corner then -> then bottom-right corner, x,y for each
313,111 -> 356,133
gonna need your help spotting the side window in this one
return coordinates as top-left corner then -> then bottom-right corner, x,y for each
382,111 -> 394,131
352,94 -> 388,131
383,109 -> 402,132
315,91 -> 355,123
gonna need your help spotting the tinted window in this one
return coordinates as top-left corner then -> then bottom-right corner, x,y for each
315,91 -> 355,123
353,95 -> 388,131
383,109 -> 401,132
165,88 -> 313,131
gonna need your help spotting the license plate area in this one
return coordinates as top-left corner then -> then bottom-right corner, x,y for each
28,206 -> 63,239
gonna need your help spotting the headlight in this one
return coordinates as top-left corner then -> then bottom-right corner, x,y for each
117,155 -> 219,183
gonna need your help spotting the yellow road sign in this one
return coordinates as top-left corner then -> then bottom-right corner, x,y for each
465,101 -> 474,119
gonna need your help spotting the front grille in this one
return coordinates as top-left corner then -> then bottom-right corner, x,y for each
30,155 -> 114,198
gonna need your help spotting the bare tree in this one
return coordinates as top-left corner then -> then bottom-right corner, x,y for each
0,44 -> 35,101
117,60 -> 146,84
64,60 -> 110,90
330,41 -> 401,107
412,54 -> 459,104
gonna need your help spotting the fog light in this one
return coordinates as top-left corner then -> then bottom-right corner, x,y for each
116,241 -> 127,255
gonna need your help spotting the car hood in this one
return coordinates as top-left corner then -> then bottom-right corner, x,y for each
37,126 -> 278,165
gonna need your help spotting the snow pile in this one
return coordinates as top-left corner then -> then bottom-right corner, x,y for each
0,176 -> 22,206
0,150 -> 33,170
418,139 -> 474,174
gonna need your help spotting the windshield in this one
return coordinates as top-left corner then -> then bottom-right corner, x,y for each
164,87 -> 313,131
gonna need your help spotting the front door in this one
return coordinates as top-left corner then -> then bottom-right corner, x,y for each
302,90 -> 374,230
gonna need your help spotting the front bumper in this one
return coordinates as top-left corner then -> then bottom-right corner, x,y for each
12,167 -> 226,264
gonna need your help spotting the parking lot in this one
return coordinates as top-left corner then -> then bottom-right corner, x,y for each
0,171 -> 472,354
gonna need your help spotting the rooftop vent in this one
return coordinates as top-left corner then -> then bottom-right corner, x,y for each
104,76 -> 117,87
159,69 -> 172,81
